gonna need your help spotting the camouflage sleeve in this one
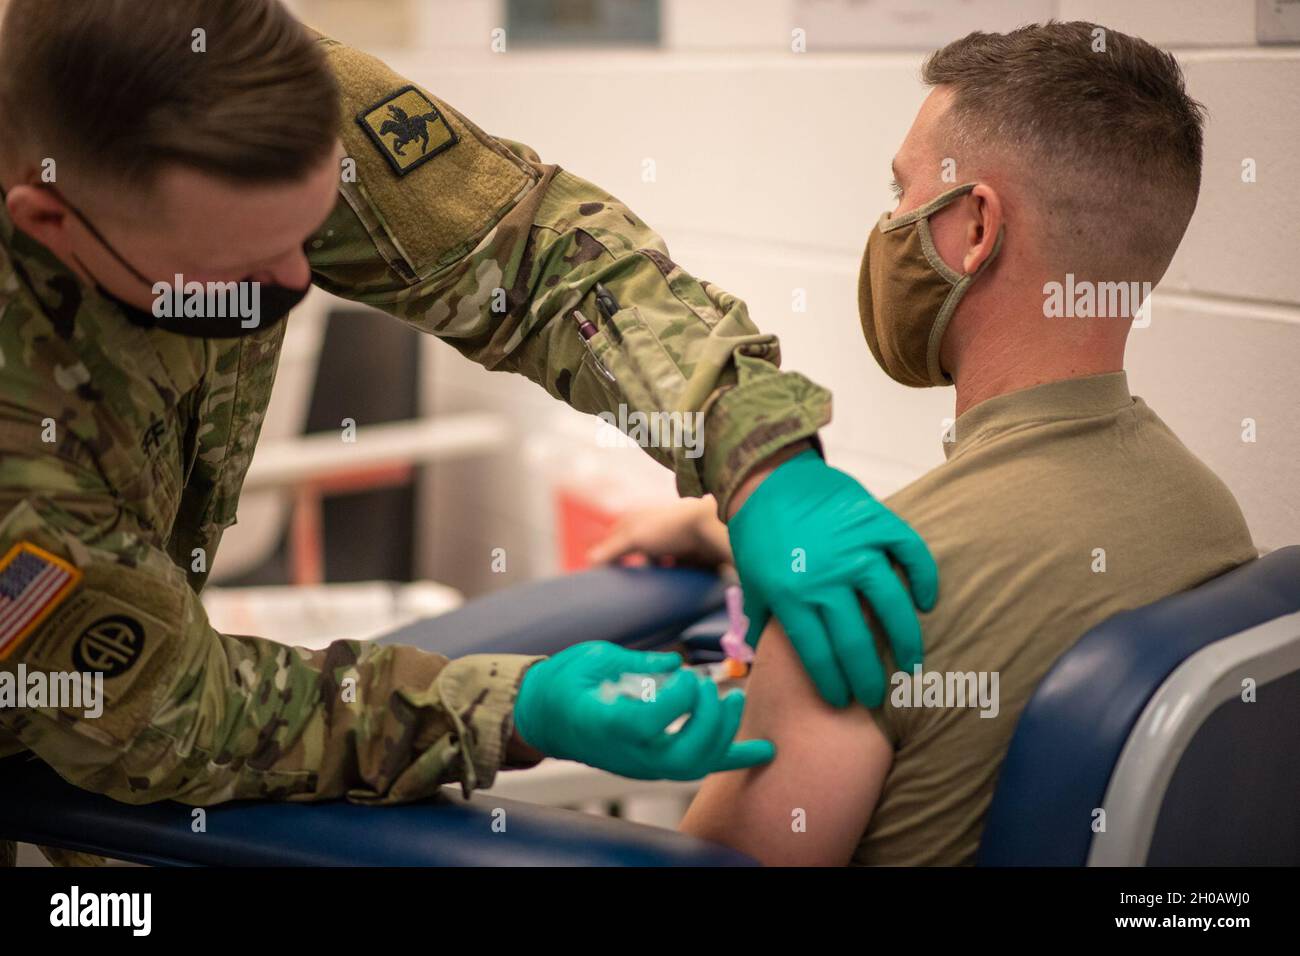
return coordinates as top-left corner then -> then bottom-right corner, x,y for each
0,453 -> 538,806
308,38 -> 832,515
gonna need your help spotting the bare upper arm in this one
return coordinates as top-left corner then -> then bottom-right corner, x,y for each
679,618 -> 893,865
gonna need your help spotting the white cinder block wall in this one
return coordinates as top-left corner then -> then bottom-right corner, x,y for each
304,0 -> 1299,593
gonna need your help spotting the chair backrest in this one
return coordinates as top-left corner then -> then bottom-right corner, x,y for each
978,547 -> 1300,866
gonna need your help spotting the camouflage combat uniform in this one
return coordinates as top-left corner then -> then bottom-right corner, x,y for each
0,37 -> 831,861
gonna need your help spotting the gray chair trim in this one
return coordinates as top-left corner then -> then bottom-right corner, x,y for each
1087,610 -> 1300,865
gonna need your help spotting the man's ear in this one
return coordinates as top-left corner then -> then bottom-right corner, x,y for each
4,180 -> 76,257
961,183 -> 1002,275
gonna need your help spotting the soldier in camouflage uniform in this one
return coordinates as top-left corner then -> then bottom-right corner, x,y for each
0,1 -> 937,865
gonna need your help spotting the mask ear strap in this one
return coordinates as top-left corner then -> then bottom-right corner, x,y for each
880,182 -> 978,232
916,217 -> 965,284
923,225 -> 1005,386
43,184 -> 158,288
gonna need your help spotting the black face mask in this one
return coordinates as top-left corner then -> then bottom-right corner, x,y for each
52,187 -> 310,338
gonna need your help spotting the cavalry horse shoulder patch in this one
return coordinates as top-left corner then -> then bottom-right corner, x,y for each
357,85 -> 460,176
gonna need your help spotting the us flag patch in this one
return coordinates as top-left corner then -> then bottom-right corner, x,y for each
0,542 -> 81,661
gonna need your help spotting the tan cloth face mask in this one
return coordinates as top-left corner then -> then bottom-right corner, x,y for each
858,182 -> 1003,387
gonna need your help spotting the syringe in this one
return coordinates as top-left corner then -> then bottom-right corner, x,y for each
598,585 -> 754,702
598,663 -> 740,702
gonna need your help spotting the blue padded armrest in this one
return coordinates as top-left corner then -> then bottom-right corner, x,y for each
0,755 -> 754,866
978,547 -> 1300,866
377,565 -> 726,657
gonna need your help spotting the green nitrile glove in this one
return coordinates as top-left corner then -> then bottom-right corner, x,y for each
512,642 -> 773,780
728,449 -> 939,708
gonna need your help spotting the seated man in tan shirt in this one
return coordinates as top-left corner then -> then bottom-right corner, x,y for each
590,22 -> 1256,865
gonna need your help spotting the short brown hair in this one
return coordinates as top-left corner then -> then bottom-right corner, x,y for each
0,0 -> 339,194
922,21 -> 1206,282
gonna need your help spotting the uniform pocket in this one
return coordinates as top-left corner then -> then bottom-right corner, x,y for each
593,305 -> 685,416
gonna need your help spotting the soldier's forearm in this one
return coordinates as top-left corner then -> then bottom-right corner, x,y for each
0,487 -> 540,806
157,636 -> 541,806
724,439 -> 816,521
466,166 -> 833,511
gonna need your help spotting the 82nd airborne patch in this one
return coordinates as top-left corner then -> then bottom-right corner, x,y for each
72,615 -> 144,677
357,85 -> 459,176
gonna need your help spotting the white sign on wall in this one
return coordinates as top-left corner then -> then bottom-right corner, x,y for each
790,0 -> 1055,50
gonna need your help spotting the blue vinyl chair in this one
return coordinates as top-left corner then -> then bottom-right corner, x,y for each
2,551 -> 1298,866
978,546 -> 1300,865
